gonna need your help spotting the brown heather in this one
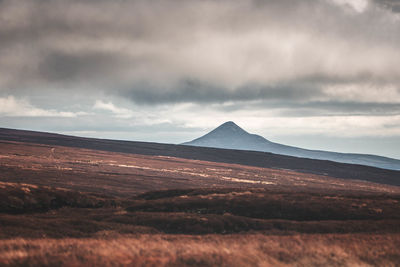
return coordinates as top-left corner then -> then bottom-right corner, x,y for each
0,131 -> 400,266
1,233 -> 400,267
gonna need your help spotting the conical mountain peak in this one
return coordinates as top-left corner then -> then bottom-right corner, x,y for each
220,121 -> 238,127
182,121 -> 400,170
182,121 -> 269,150
212,121 -> 248,135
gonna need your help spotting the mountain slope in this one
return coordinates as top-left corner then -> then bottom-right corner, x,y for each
182,121 -> 400,171
1,127 -> 399,185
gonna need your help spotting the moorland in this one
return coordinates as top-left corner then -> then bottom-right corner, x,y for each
0,128 -> 399,266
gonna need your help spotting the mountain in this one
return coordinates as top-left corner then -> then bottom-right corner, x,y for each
182,121 -> 400,171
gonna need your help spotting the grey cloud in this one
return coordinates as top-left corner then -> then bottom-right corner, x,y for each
120,80 -> 323,104
38,50 -> 132,83
374,0 -> 400,12
0,0 -> 399,108
213,98 -> 400,116
277,102 -> 400,117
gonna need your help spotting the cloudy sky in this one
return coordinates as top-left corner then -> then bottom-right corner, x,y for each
0,0 -> 399,158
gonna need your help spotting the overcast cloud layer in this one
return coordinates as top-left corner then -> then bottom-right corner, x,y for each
0,0 -> 399,158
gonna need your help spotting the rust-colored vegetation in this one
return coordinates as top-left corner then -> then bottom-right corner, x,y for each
0,182 -> 117,213
1,234 -> 400,266
0,133 -> 400,266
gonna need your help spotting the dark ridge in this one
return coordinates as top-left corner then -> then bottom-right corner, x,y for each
128,187 -> 400,221
0,182 -> 117,214
0,127 -> 399,186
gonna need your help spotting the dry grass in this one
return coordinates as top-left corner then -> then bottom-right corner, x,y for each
1,135 -> 400,266
0,233 -> 399,266
1,140 -> 399,198
0,181 -> 117,213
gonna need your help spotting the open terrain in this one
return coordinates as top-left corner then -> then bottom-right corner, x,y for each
0,128 -> 400,266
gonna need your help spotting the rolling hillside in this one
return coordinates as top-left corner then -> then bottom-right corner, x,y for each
1,127 -> 400,186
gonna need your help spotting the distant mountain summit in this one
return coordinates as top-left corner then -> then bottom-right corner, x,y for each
182,121 -> 400,171
183,121 -> 272,151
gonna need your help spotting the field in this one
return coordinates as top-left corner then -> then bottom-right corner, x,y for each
2,234 -> 400,266
0,129 -> 400,266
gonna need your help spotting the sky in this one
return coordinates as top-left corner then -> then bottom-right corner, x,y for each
0,0 -> 399,159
